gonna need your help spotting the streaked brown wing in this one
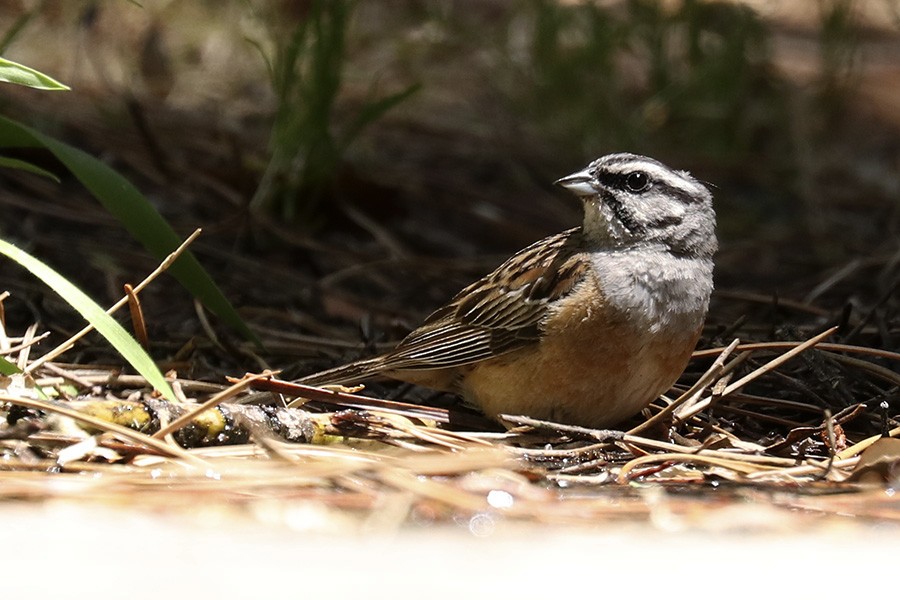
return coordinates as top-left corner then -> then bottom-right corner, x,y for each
378,227 -> 587,371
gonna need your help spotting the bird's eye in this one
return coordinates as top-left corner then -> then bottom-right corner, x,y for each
624,171 -> 650,193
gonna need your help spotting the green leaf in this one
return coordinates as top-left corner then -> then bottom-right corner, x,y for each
0,354 -> 20,376
0,238 -> 177,402
0,115 -> 261,347
0,155 -> 60,181
338,83 -> 421,152
0,57 -> 69,90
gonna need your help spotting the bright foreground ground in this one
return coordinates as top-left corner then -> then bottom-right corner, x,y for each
4,495 -> 898,598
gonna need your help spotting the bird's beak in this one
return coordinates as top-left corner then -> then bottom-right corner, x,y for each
554,169 -> 595,197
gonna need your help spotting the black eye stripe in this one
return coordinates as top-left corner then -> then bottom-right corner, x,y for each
647,214 -> 683,228
601,191 -> 645,234
594,172 -> 625,189
595,171 -> 651,193
594,170 -> 696,203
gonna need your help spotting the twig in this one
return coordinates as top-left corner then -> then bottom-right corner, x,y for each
628,338 -> 740,435
820,351 -> 900,386
835,421 -> 900,461
844,277 -> 899,342
247,376 -> 459,425
714,290 -> 831,316
0,332 -> 51,357
745,458 -> 857,481
40,361 -> 97,389
499,414 -> 624,442
15,323 -> 42,369
694,340 -> 900,363
813,409 -> 837,482
26,229 -> 203,373
803,258 -> 864,303
152,371 -> 276,440
193,298 -> 222,349
123,283 -> 149,349
621,433 -> 799,466
676,327 -> 838,424
617,452 -> 778,483
720,327 -> 838,395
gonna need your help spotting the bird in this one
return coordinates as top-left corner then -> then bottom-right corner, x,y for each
300,153 -> 717,428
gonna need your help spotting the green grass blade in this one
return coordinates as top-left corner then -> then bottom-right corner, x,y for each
338,83 -> 421,151
0,115 -> 261,347
0,155 -> 60,181
0,238 -> 176,402
0,57 -> 69,90
0,354 -> 20,376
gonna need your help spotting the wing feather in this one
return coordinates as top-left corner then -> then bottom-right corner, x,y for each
375,227 -> 588,372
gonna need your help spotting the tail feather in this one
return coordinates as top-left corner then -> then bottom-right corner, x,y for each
297,356 -> 386,386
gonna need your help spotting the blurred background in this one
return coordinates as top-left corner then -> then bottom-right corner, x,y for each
0,0 -> 897,381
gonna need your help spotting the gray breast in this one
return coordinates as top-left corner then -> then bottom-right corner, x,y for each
590,248 -> 714,335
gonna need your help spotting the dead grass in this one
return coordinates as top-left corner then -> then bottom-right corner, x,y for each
1,270 -> 898,530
